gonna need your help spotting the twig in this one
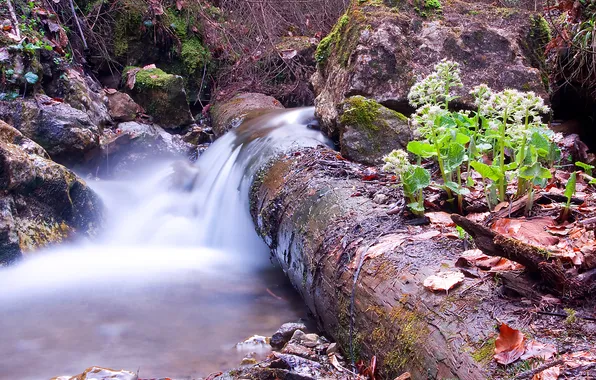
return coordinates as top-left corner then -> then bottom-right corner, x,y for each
6,0 -> 20,39
537,310 -> 596,322
68,0 -> 88,50
515,358 -> 564,379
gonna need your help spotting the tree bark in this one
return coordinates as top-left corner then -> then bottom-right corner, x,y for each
250,147 -> 500,379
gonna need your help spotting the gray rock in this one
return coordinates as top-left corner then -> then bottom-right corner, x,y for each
270,322 -> 308,350
51,367 -> 136,380
211,93 -> 284,137
312,0 -> 549,140
106,90 -> 143,122
0,95 -> 101,165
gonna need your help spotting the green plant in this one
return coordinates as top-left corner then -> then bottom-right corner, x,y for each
382,59 -> 558,216
561,171 -> 577,222
383,150 -> 431,216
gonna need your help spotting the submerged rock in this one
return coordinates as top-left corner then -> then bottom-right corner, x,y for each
312,0 -> 549,140
93,121 -> 195,177
211,92 -> 284,137
51,366 -> 136,380
0,120 -> 102,263
0,96 -> 102,166
124,67 -> 195,130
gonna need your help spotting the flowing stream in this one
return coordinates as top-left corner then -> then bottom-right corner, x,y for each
0,108 -> 330,380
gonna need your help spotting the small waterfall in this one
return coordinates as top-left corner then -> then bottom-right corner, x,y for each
0,107 -> 330,379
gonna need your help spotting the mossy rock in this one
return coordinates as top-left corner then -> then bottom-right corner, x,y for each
125,67 -> 195,130
312,0 -> 549,140
338,95 -> 411,165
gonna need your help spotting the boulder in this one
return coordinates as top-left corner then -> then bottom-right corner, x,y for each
338,96 -> 411,165
312,0 -> 550,140
93,121 -> 195,177
125,67 -> 195,130
270,322 -> 308,349
211,93 -> 284,137
0,95 -> 102,165
106,90 -> 143,122
0,120 -> 103,264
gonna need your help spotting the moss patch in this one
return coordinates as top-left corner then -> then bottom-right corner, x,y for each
340,96 -> 382,131
114,0 -> 145,57
181,38 -> 211,76
470,337 -> 496,364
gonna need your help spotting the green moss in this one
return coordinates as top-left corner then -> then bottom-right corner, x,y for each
315,13 -> 351,64
181,38 -> 211,76
367,303 -> 428,377
134,68 -> 179,89
470,337 -> 496,363
335,292 -> 364,362
166,9 -> 190,40
340,96 -> 382,131
114,0 -> 145,57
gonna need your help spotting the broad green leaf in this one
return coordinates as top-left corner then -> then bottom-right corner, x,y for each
445,181 -> 471,195
575,161 -> 594,175
471,161 -> 501,181
504,162 -> 518,171
466,176 -> 474,187
476,143 -> 492,151
444,142 -> 466,172
24,72 -> 39,84
530,131 -> 551,158
519,162 -> 552,180
564,172 -> 577,201
403,166 -> 431,194
407,141 -> 436,158
407,202 -> 425,213
454,132 -> 470,145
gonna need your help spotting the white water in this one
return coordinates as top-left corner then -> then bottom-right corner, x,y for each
0,108 -> 330,379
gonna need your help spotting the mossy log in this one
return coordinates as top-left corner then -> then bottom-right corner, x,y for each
250,147 -> 505,379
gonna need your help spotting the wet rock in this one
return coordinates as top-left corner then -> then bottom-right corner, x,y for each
51,366 -> 136,380
106,90 -> 143,122
373,193 -> 389,205
338,96 -> 411,165
0,120 -> 103,263
275,36 -> 319,66
0,96 -> 101,165
312,0 -> 549,140
92,121 -> 195,177
125,67 -> 194,130
57,69 -> 111,129
211,93 -> 284,137
281,342 -> 317,361
270,322 -> 308,349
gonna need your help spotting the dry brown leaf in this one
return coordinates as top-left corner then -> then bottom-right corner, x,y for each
492,217 -> 559,247
426,211 -> 455,226
423,271 -> 464,292
409,230 -> 440,240
521,340 -> 557,360
126,67 -> 141,90
394,372 -> 411,380
532,366 -> 560,380
494,323 -> 525,365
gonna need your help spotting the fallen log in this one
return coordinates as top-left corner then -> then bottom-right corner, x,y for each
452,215 -> 595,299
250,147 -> 519,379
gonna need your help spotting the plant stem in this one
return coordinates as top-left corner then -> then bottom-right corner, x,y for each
457,166 -> 463,214
431,117 -> 452,200
498,110 -> 509,202
516,111 -> 530,197
525,186 -> 534,215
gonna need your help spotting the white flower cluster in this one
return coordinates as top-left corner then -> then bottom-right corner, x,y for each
408,59 -> 463,108
411,104 -> 447,138
470,84 -> 492,109
477,88 -> 551,142
382,149 -> 411,177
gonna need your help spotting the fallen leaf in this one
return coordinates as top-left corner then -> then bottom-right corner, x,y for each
142,64 -> 157,70
492,217 -> 559,247
409,230 -> 440,240
126,67 -> 141,89
280,49 -> 298,60
494,323 -> 525,365
532,366 -> 560,380
394,372 -> 411,380
521,340 -> 556,360
423,271 -> 465,292
426,211 -> 455,226
176,0 -> 185,10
